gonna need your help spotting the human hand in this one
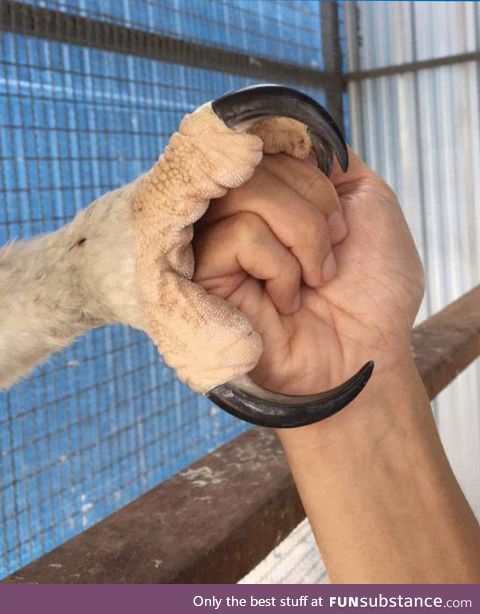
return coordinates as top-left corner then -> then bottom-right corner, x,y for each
193,149 -> 424,395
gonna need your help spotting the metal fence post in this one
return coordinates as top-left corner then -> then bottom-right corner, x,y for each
320,1 -> 345,131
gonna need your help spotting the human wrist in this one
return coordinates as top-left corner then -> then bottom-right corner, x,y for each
277,348 -> 480,583
277,348 -> 433,464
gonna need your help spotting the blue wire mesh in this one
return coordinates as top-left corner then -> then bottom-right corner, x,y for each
20,0 -> 324,69
0,0 -> 326,578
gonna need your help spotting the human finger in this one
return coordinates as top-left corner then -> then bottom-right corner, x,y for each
202,165 -> 336,287
261,153 -> 348,244
193,211 -> 302,315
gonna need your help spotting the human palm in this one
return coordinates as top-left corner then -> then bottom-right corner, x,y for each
193,150 -> 424,395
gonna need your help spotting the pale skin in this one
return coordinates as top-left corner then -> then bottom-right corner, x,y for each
193,149 -> 480,583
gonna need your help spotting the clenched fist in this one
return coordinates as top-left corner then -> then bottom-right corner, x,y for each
193,149 -> 424,395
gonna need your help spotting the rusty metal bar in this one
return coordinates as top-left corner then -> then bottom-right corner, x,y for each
412,286 -> 480,399
5,285 -> 480,584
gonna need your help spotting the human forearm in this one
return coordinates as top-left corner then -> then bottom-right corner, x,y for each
278,354 -> 480,583
191,139 -> 472,581
0,182 -> 143,388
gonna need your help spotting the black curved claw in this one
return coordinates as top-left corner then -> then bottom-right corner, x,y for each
211,83 -> 348,173
208,84 -> 371,429
207,362 -> 374,429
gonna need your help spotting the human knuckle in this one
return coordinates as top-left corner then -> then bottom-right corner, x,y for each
301,209 -> 326,242
303,229 -> 329,258
283,254 -> 301,277
300,170 -> 329,203
233,211 -> 266,241
372,177 -> 397,203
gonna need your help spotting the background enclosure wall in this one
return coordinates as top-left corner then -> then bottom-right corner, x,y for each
346,0 -> 480,520
0,0 -> 330,579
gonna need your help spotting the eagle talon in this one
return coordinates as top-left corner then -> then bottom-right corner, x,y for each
211,83 -> 349,174
207,362 -> 375,429
206,84 -> 371,429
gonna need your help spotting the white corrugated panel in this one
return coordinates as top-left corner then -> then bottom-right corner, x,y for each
346,1 -> 480,517
240,520 -> 328,584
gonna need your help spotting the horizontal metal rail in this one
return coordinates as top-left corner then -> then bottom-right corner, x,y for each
345,50 -> 480,83
5,285 -> 480,584
0,0 -> 341,91
3,2 -> 475,95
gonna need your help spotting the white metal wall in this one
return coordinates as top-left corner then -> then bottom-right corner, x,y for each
346,1 -> 480,518
240,520 -> 327,584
